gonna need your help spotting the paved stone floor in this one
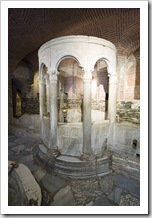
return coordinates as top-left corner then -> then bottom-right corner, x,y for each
8,133 -> 140,206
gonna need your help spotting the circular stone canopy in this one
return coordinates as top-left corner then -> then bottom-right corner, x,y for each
38,35 -> 116,73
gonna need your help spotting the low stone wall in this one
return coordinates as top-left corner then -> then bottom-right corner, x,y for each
11,113 -> 40,130
116,101 -> 140,125
33,144 -> 111,179
112,154 -> 140,180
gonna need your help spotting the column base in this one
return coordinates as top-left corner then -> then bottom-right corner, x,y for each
80,154 -> 96,161
48,147 -> 60,158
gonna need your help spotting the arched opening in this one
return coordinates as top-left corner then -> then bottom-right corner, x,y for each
39,63 -> 47,116
15,91 -> 22,117
92,59 -> 109,122
33,71 -> 39,98
57,57 -> 83,123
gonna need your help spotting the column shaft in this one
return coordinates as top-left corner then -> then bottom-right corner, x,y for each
107,73 -> 117,145
39,81 -> 46,117
39,80 -> 46,138
49,74 -> 58,149
108,74 -> 117,124
83,70 -> 93,157
46,81 -> 50,113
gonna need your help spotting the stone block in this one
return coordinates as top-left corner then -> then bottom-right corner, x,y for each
14,163 -> 42,205
114,174 -> 140,198
11,144 -> 25,153
19,154 -> 34,164
99,174 -> 115,195
114,187 -> 122,203
40,174 -> 66,195
94,194 -> 114,206
107,191 -> 114,202
34,169 -> 46,182
51,186 -> 77,206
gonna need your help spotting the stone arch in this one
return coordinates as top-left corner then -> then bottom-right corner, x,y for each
55,53 -> 83,72
92,56 -> 115,75
39,63 -> 47,81
57,56 -> 84,123
91,59 -> 109,122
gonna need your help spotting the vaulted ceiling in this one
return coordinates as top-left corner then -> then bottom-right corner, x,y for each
8,8 -> 140,73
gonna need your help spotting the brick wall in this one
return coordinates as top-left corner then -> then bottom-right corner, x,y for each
116,49 -> 140,124
117,49 -> 140,101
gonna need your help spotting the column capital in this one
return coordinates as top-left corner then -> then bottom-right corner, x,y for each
82,68 -> 94,81
48,69 -> 58,82
39,80 -> 45,85
108,72 -> 118,84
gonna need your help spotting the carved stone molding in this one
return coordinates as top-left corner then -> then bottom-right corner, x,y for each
83,68 -> 94,81
48,70 -> 58,83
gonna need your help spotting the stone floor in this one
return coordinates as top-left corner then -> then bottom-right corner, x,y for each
8,133 -> 140,206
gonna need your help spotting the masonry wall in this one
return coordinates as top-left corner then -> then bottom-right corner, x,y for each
116,49 -> 140,125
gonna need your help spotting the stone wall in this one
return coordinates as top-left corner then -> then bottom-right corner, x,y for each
116,101 -> 140,125
22,98 -> 39,114
117,50 -> 140,101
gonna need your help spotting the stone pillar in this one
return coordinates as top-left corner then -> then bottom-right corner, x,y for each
48,70 -> 58,150
82,69 -> 93,159
39,80 -> 46,138
46,77 -> 50,114
39,80 -> 46,117
107,72 -> 117,145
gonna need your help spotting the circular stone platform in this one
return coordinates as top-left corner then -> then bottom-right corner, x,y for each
34,144 -> 112,179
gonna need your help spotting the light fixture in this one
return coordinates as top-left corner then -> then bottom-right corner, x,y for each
61,103 -> 68,123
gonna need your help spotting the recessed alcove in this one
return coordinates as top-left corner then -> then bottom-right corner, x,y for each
57,58 -> 83,123
92,60 -> 109,122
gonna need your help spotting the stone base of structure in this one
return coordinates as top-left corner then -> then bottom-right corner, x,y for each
33,144 -> 112,179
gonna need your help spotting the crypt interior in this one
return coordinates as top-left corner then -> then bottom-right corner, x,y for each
8,8 -> 140,206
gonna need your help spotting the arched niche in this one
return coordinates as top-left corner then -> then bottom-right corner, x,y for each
39,63 -> 48,116
92,59 -> 109,122
33,71 -> 39,98
57,57 -> 83,123
15,91 -> 22,117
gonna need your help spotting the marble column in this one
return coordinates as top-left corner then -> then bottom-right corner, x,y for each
46,77 -> 50,114
39,80 -> 46,117
39,80 -> 46,138
82,69 -> 93,158
48,70 -> 58,150
107,72 -> 117,145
